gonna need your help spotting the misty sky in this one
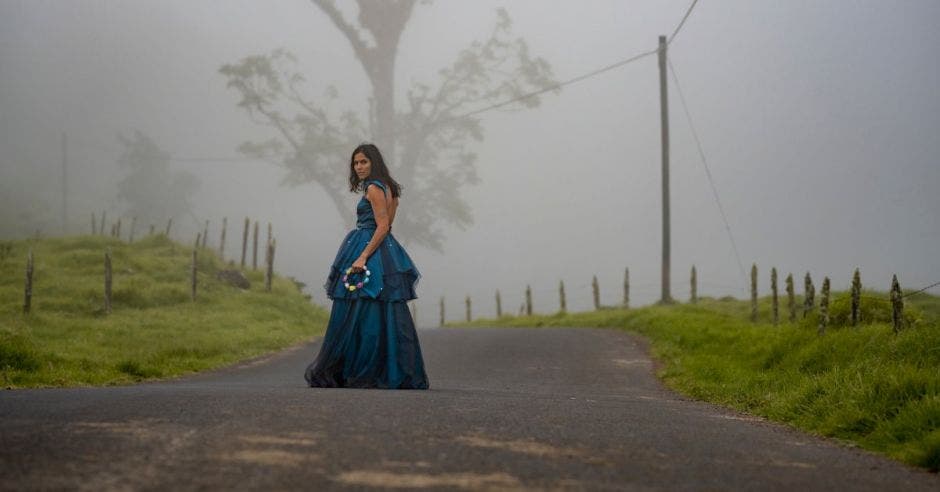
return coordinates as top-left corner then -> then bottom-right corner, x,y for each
1,0 -> 938,327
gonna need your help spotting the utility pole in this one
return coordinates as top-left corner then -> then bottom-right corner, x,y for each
657,35 -> 672,304
61,132 -> 68,234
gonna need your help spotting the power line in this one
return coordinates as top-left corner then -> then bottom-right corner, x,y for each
667,58 -> 748,289
902,280 -> 940,299
453,48 -> 659,121
668,0 -> 700,45
458,1 -> 700,122
169,156 -> 262,163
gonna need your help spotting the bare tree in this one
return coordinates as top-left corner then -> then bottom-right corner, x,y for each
220,1 -> 557,250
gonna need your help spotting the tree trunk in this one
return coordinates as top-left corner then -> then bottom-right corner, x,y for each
312,0 -> 416,158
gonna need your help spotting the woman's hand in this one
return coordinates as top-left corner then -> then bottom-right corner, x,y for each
351,256 -> 367,272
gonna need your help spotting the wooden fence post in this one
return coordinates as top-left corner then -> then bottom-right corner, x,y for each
559,280 -> 567,313
750,264 -> 758,322
115,219 -> 122,240
202,220 -> 209,248
99,211 -> 107,235
195,233 -> 202,249
785,273 -> 796,322
252,221 -> 259,270
104,247 -> 113,314
241,217 -> 249,268
851,268 -> 861,327
439,297 -> 445,327
149,224 -> 155,236
219,217 -> 227,259
495,289 -> 502,318
771,267 -> 778,326
525,285 -> 533,316
164,218 -> 173,237
690,265 -> 697,304
465,296 -> 471,322
129,216 -> 137,243
818,277 -> 830,335
592,275 -> 600,310
23,249 -> 33,314
803,272 -> 815,318
264,238 -> 276,292
623,267 -> 630,308
890,275 -> 903,334
91,213 -> 96,235
191,248 -> 197,302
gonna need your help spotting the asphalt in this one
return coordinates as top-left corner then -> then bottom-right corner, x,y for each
1,327 -> 937,491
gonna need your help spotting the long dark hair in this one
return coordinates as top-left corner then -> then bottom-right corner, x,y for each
348,143 -> 402,198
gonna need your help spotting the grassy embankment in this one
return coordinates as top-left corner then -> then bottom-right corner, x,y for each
0,235 -> 327,388
449,291 -> 940,471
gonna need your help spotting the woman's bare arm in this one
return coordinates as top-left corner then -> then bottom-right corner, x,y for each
352,184 -> 391,270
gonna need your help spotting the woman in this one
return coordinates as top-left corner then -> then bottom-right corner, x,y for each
304,144 -> 429,389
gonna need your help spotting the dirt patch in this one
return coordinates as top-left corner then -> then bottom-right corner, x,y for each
238,433 -> 319,446
334,470 -> 523,490
218,449 -> 317,467
71,419 -> 177,440
454,434 -> 609,466
610,358 -> 651,366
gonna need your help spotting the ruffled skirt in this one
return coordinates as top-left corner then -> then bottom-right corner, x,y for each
323,228 -> 419,302
306,228 -> 428,389
304,298 -> 429,389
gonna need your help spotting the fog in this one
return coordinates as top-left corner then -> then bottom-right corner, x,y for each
2,0 -> 938,327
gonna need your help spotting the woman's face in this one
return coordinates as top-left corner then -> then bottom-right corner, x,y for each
353,152 -> 372,180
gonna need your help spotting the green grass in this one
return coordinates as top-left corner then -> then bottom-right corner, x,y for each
0,235 -> 327,388
449,292 -> 940,472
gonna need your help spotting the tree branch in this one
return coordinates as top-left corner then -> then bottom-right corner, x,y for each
311,0 -> 372,62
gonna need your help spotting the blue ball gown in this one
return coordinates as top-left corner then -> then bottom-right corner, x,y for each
304,179 -> 429,389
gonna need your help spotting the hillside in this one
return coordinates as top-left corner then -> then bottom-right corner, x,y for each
0,235 -> 327,388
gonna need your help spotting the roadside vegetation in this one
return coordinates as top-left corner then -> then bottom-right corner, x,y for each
449,293 -> 940,472
0,235 -> 327,388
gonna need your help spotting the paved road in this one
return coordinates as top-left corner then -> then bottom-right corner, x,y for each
1,327 -> 937,491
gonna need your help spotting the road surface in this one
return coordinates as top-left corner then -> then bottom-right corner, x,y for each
1,327 -> 937,490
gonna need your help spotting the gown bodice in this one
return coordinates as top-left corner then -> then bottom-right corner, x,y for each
355,188 -> 381,230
